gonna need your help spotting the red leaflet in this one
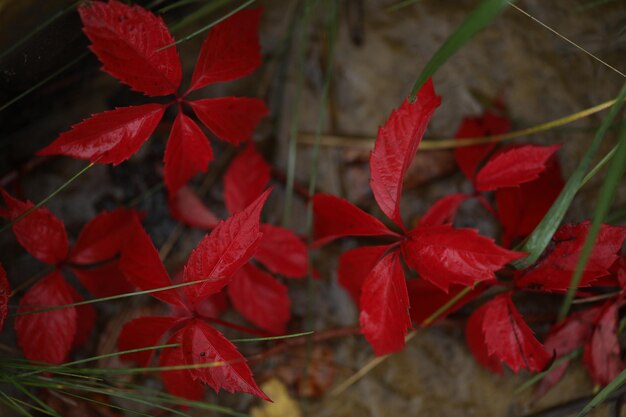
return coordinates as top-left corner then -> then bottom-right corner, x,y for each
168,186 -> 220,230
454,111 -> 511,180
15,272 -> 77,364
312,194 -> 396,246
190,98 -> 269,145
466,302 -> 503,374
535,307 -> 601,397
182,319 -> 269,400
1,190 -> 69,265
70,208 -> 142,264
68,286 -> 96,349
496,157 -> 563,248
0,264 -> 9,333
224,144 -> 270,214
418,193 -> 471,227
119,222 -> 186,308
188,9 -> 262,92
183,190 -> 270,306
402,225 -> 524,291
583,301 -> 624,385
255,224 -> 307,278
338,245 -> 391,306
516,222 -> 626,291
228,264 -> 290,335
38,104 -> 166,165
467,294 -> 550,373
407,279 -> 483,325
474,145 -> 560,191
118,316 -> 183,366
164,113 -> 213,193
78,0 -> 182,97
369,80 -> 441,227
160,330 -> 205,401
359,252 -> 411,355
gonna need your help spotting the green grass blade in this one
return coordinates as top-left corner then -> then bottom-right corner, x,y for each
168,0 -> 230,32
514,348 -> 582,394
576,368 -> 626,416
232,331 -> 314,343
0,391 -> 35,417
513,82 -> 626,270
409,0 -> 512,99
558,112 -> 626,320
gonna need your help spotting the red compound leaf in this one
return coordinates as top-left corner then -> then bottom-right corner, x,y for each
183,190 -> 270,306
168,186 -> 221,229
78,0 -> 182,96
223,144 -> 270,214
1,190 -> 69,265
190,98 -> 268,145
454,110 -> 511,181
516,222 -> 626,292
337,245 -> 391,306
118,316 -> 183,367
583,301 -> 625,386
418,193 -> 471,227
255,224 -> 307,278
467,294 -> 550,373
164,113 -> 213,194
227,264 -> 290,335
0,264 -> 10,334
359,251 -> 411,356
369,80 -> 441,228
496,157 -> 563,248
402,224 -> 524,292
188,9 -> 262,92
71,260 -> 133,299
15,272 -> 77,364
119,221 -> 186,308
67,286 -> 96,349
70,208 -> 142,264
182,319 -> 269,400
475,145 -> 560,191
312,194 -> 396,247
160,330 -> 204,401
407,279 -> 484,325
38,104 -> 166,165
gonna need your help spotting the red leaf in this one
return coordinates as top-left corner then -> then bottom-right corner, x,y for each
15,272 -> 77,364
359,251 -> 411,355
1,190 -> 69,265
67,286 -> 96,349
227,264 -> 290,335
402,225 -> 524,291
466,303 -> 503,374
182,319 -> 269,400
70,208 -> 142,264
183,190 -> 270,306
78,0 -> 181,96
418,193 -> 471,227
255,224 -> 307,278
408,279 -> 483,325
470,294 -> 550,373
369,80 -> 441,227
194,291 -> 229,319
224,144 -> 270,214
164,113 -> 213,193
160,330 -> 204,401
118,316 -> 182,366
583,301 -> 624,385
312,194 -> 395,246
474,145 -> 560,191
0,263 -> 10,334
535,307 -> 601,397
516,222 -> 626,291
119,222 -> 186,308
71,260 -> 133,298
190,98 -> 268,145
39,104 -> 166,165
337,245 -> 391,306
496,157 -> 563,248
454,111 -> 511,180
188,9 -> 262,92
168,186 -> 220,229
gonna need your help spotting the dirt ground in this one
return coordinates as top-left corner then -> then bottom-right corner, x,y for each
1,0 -> 625,416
